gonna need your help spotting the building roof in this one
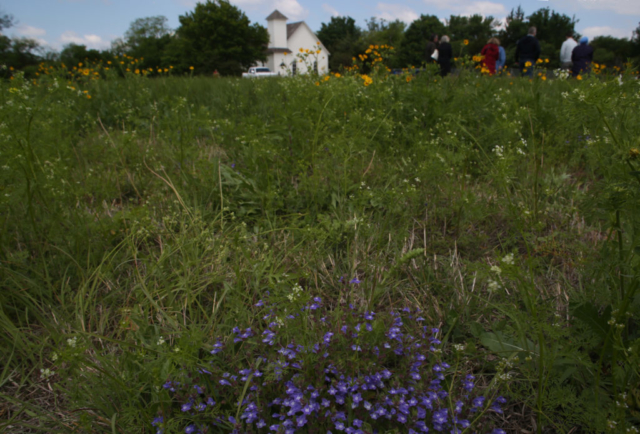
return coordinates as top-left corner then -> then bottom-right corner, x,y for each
266,10 -> 288,21
286,22 -> 303,39
266,47 -> 292,54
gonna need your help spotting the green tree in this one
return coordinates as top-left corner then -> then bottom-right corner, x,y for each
317,16 -> 363,71
361,17 -> 405,68
632,22 -> 640,60
1,37 -> 41,76
124,16 -> 171,47
527,8 -> 577,49
0,9 -> 14,31
121,16 -> 173,70
499,6 -> 528,49
60,43 -> 102,67
591,36 -> 633,68
398,14 -> 446,67
167,0 -> 268,75
446,14 -> 496,55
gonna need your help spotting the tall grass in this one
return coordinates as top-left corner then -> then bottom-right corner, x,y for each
0,68 -> 639,433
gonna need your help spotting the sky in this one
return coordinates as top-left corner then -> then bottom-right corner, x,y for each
2,0 -> 639,52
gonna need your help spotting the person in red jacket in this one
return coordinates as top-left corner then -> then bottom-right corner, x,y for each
481,38 -> 500,75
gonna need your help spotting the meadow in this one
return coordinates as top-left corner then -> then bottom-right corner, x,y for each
1,61 -> 639,434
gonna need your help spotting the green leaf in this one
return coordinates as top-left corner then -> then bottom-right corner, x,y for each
480,331 -> 535,357
571,302 -> 611,340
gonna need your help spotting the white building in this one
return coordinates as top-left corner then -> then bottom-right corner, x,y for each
261,10 -> 330,76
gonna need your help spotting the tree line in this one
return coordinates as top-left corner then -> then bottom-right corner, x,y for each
1,1 -> 640,78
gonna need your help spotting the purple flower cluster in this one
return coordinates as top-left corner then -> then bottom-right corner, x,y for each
152,300 -> 506,434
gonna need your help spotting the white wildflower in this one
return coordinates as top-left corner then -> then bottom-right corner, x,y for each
40,368 -> 54,379
501,253 -> 514,265
67,336 -> 77,348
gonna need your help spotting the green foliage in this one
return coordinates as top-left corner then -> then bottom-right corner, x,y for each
317,16 -> 364,71
398,14 -> 446,67
60,43 -> 103,67
2,63 -> 640,433
169,0 -> 269,75
446,15 -> 496,56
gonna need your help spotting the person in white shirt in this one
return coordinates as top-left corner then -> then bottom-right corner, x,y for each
560,32 -> 577,70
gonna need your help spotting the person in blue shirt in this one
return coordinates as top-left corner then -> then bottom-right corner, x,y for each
495,42 -> 506,72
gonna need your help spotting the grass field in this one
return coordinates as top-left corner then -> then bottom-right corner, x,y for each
1,66 -> 639,433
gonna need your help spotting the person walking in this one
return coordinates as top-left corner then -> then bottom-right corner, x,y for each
425,34 -> 439,64
438,35 -> 453,76
481,38 -> 500,75
515,26 -> 541,77
496,44 -> 506,72
571,36 -> 594,77
560,32 -> 577,70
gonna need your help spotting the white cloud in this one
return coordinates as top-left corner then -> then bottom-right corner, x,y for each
59,31 -> 111,50
580,26 -> 634,39
273,0 -> 307,20
568,0 -> 640,16
226,0 -> 307,20
229,0 -> 266,6
16,24 -> 47,38
459,1 -> 506,16
376,3 -> 419,23
322,3 -> 340,17
422,0 -> 506,17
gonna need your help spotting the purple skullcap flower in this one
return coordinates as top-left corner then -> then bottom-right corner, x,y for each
349,277 -> 361,284
351,344 -> 362,352
256,419 -> 266,429
297,415 -> 307,427
433,364 -> 443,372
152,416 -> 163,426
336,395 -> 345,405
269,425 -> 280,432
335,421 -> 345,431
353,419 -> 363,428
496,396 -> 507,404
345,428 -> 354,434
492,430 -> 506,434
181,402 -> 192,412
441,362 -> 450,369
334,411 -> 347,421
228,416 -> 236,424
397,413 -> 407,423
432,328 -> 439,333
410,372 -> 421,380
364,401 -> 372,410
417,406 -> 427,419
313,296 -> 322,303
366,323 -> 373,331
341,325 -> 348,333
184,425 -> 196,434
338,276 -> 344,282
352,393 -> 363,408
219,379 -> 231,386
472,396 -> 485,408
196,403 -> 206,412
255,300 -> 264,307
364,311 -> 375,320
433,408 -> 448,425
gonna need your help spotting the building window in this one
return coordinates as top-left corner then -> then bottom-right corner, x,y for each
291,61 -> 296,76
